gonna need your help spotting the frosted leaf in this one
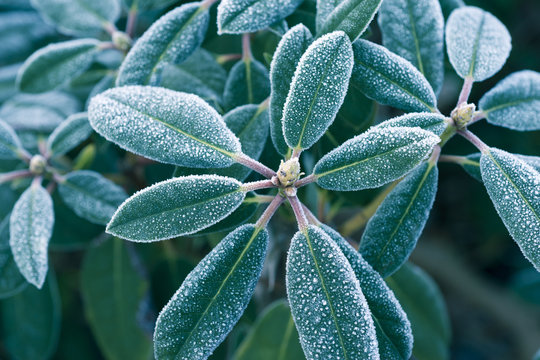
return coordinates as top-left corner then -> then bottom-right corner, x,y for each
124,0 -> 179,11
375,112 -> 448,136
479,70 -> 540,131
480,148 -> 540,271
378,0 -> 444,95
446,6 -> 511,82
316,0 -> 341,32
463,152 -> 540,183
233,300 -> 304,360
360,162 -> 438,277
0,212 -> 27,298
46,112 -> 93,157
88,86 -> 241,168
0,117 -> 24,159
9,182 -> 54,289
58,170 -> 127,226
351,39 -> 437,113
318,0 -> 382,42
0,63 -> 21,103
314,126 -> 439,191
386,263 -> 451,360
107,175 -> 246,242
286,225 -> 379,359
321,224 -> 413,360
117,3 -> 209,86
174,104 -> 269,181
270,24 -> 313,156
283,31 -> 353,151
217,0 -> 303,34
30,0 -> 121,37
223,58 -> 270,111
17,39 -> 100,94
154,225 -> 268,360
0,91 -> 81,132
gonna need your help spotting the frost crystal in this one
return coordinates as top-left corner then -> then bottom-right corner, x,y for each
375,112 -> 448,136
46,112 -> 93,156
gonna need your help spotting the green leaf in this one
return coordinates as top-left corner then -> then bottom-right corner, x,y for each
116,2 -> 210,86
0,117 -> 23,159
81,237 -> 152,360
314,126 -> 439,191
58,170 -> 127,226
463,153 -> 540,183
351,39 -> 437,113
233,300 -> 304,360
46,112 -> 93,157
360,162 -> 438,277
286,225 -> 379,359
0,273 -> 61,360
317,0 -> 382,42
0,212 -> 27,299
375,112 -> 448,136
193,195 -> 259,235
88,86 -> 242,168
0,63 -> 20,103
283,31 -> 353,151
154,224 -> 268,359
320,224 -> 413,360
107,175 -> 246,242
17,39 -> 100,93
480,148 -> 540,271
30,0 -> 121,37
386,263 -> 451,360
378,0 -> 444,95
223,58 -> 270,111
445,6 -> 511,82
479,70 -> 540,131
217,0 -> 303,34
270,24 -> 313,156
9,182 -> 54,288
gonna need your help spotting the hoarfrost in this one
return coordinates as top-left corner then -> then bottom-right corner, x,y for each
46,112 -> 93,156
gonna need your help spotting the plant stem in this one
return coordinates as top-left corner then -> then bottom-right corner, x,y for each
458,129 -> 489,153
428,145 -> 441,164
439,154 -> 476,165
0,169 -> 32,184
255,194 -> 285,229
457,76 -> 474,105
17,148 -> 32,163
46,181 -> 57,194
467,111 -> 487,126
200,0 -> 218,10
241,179 -> 276,192
233,153 -> 276,179
216,53 -> 242,64
301,203 -> 321,226
295,173 -> 317,188
103,22 -> 118,37
242,33 -> 252,61
288,195 -> 308,232
126,6 -> 138,37
292,148 -> 302,158
244,194 -> 275,203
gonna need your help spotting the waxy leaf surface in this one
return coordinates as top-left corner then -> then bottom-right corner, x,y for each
375,112 -> 448,136
47,112 -> 93,156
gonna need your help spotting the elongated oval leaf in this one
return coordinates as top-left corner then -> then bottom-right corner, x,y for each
283,31 -> 353,151
360,162 -> 438,277
287,225 -> 379,359
314,126 -> 439,191
30,0 -> 121,37
88,86 -> 241,168
321,224 -> 413,360
81,237 -> 152,360
479,70 -> 540,131
107,175 -> 245,242
385,263 -> 451,360
352,39 -> 437,113
375,112 -> 448,136
154,224 -> 268,359
378,0 -> 444,95
217,0 -> 303,34
194,195 -> 259,235
46,112 -> 93,156
270,24 -> 313,156
480,148 -> 540,271
316,0 -> 340,31
17,39 -> 100,93
0,117 -> 23,159
223,58 -> 270,111
462,152 -> 540,183
117,3 -> 209,86
9,182 -> 54,288
233,300 -> 304,360
446,6 -> 511,82
0,273 -> 61,360
318,0 -> 382,42
0,212 -> 27,299
58,170 -> 127,226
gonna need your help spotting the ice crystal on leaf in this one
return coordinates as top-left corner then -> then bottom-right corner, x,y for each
375,112 -> 448,136
46,112 -> 93,157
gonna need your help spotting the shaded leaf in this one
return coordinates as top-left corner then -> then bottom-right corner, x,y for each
480,148 -> 540,271
0,211 -> 27,299
154,224 -> 268,359
46,112 -> 93,156
375,112 -> 448,136
0,117 -> 24,159
283,31 -> 353,151
0,63 -> 21,103
107,175 -> 245,242
124,0 -> 178,11
286,225 -> 379,359
360,162 -> 438,277
314,126 -> 439,191
351,39 -> 437,113
445,6 -> 511,82
223,57 -> 270,111
88,86 -> 241,168
117,2 -> 209,86
479,70 -> 540,131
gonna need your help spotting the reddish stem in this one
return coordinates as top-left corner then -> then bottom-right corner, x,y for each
255,194 -> 285,229
288,195 -> 308,232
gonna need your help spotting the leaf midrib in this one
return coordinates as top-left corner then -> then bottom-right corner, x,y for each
405,0 -> 424,75
467,11 -> 486,78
